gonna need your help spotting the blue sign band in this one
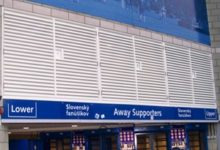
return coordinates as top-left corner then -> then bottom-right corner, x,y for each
2,99 -> 218,121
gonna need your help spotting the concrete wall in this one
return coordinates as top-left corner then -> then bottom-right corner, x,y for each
0,123 -> 8,150
210,48 -> 219,150
206,0 -> 220,48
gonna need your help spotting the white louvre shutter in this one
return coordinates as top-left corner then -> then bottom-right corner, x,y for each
166,44 -> 193,104
99,30 -> 136,101
2,8 -> 216,109
191,50 -> 215,106
135,38 -> 167,104
55,20 -> 99,99
3,9 -> 55,97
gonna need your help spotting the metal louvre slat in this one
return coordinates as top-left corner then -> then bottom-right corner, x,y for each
168,69 -> 191,76
138,89 -> 166,94
4,69 -> 53,78
3,9 -> 55,96
55,44 -> 96,54
101,56 -> 134,64
137,76 -> 165,82
56,78 -> 97,84
4,18 -> 53,31
63,49 -> 96,57
135,37 -> 166,103
100,43 -> 132,52
191,66 -> 212,72
57,83 -> 98,88
102,86 -> 136,92
99,30 -> 136,101
138,58 -> 164,65
4,89 -> 54,95
102,92 -> 136,96
101,82 -> 135,87
57,85 -> 98,90
138,93 -> 166,97
56,39 -> 95,48
5,62 -> 53,71
4,54 -> 53,64
5,27 -> 53,40
4,40 -> 53,50
194,96 -> 214,100
4,45 -> 53,56
101,64 -> 135,72
55,20 -> 98,99
193,81 -> 214,86
101,76 -> 135,83
5,81 -> 53,88
138,82 -> 166,88
56,33 -> 96,45
100,45 -> 133,54
56,66 -> 97,74
101,68 -> 135,76
100,47 -> 134,56
191,67 -> 212,72
4,74 -> 53,82
2,9 -> 216,108
56,72 -> 97,80
191,50 -> 215,106
4,65 -> 53,74
3,86 -> 54,95
166,45 -> 193,104
56,61 -> 97,69
170,98 -> 193,101
4,34 -> 53,47
57,90 -> 98,95
167,61 -> 190,68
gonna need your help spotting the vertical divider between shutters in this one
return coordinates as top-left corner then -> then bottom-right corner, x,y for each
163,42 -> 169,105
189,48 -> 195,104
1,7 -> 4,97
210,54 -> 217,106
53,18 -> 57,96
96,28 -> 102,101
133,36 -> 138,101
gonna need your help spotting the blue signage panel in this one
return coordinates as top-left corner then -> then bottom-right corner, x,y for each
7,101 -> 37,118
2,99 -> 218,122
30,0 -> 210,44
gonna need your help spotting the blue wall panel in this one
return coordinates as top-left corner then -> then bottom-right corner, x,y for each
30,0 -> 210,44
9,140 -> 44,150
9,140 -> 29,150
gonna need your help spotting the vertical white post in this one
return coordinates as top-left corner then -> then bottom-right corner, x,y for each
189,48 -> 195,104
1,7 -> 4,97
133,36 -> 138,101
96,28 -> 102,101
53,18 -> 57,96
163,42 -> 169,105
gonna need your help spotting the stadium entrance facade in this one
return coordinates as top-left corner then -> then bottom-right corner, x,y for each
0,0 -> 218,150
